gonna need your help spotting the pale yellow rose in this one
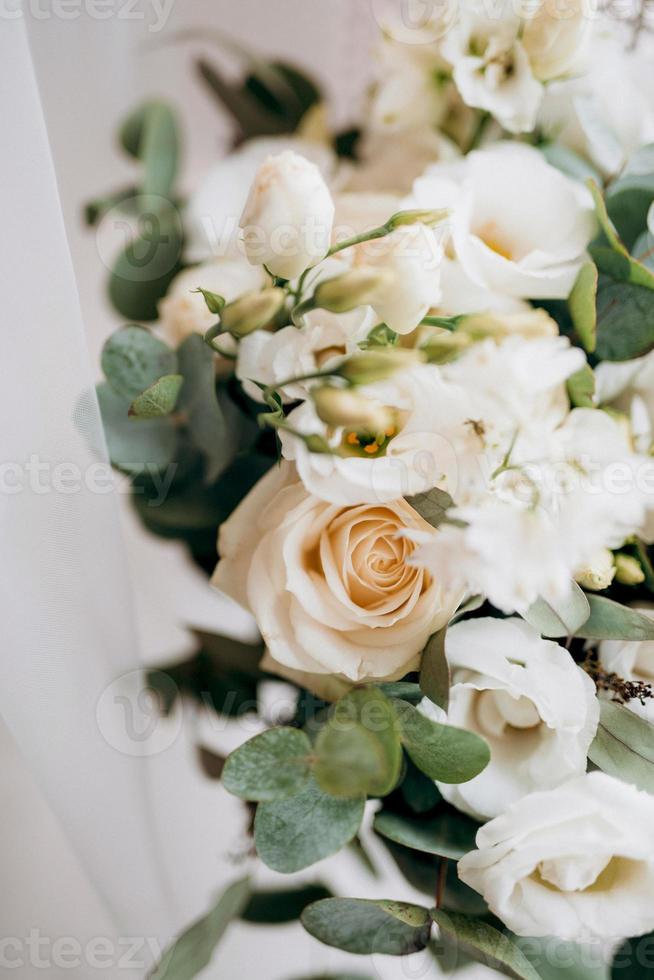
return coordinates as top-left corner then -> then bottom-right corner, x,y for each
212,462 -> 460,693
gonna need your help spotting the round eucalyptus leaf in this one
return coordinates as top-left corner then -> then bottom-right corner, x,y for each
129,374 -> 183,418
222,727 -> 311,802
373,809 -> 478,860
96,382 -> 176,475
393,700 -> 490,784
101,325 -> 177,400
302,897 -> 431,956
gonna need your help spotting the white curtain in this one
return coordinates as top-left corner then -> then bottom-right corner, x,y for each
2,5 -> 494,979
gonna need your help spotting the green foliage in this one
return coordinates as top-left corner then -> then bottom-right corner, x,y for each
96,382 -> 176,475
393,700 -> 490,784
313,688 -> 402,798
575,595 -> 654,640
588,701 -> 654,794
406,487 -> 453,529
254,777 -> 364,873
129,374 -> 183,418
431,910 -> 543,980
101,325 -> 177,400
568,262 -> 597,352
373,809 -> 478,859
301,897 -> 431,956
120,101 -> 180,199
108,214 -> 183,322
399,757 -> 442,813
176,336 -> 231,483
148,876 -> 251,980
567,364 -> 596,408
223,727 -> 312,802
419,626 -> 450,712
241,885 -> 332,924
594,276 -> 654,361
611,932 -> 654,980
516,937 -> 609,980
523,583 -> 590,638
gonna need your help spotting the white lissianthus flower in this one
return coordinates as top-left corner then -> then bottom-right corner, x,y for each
411,143 -> 596,299
158,258 -> 265,347
420,617 -> 599,821
458,772 -> 654,941
279,364 -> 472,505
212,462 -> 461,688
236,305 -> 375,403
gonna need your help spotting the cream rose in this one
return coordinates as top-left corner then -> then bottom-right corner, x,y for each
212,462 -> 461,686
420,618 -> 599,821
458,772 -> 654,941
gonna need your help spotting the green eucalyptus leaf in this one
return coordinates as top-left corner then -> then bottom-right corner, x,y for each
516,937 -> 609,980
120,101 -> 179,199
301,897 -> 431,956
568,262 -> 597,352
222,727 -> 311,802
567,363 -> 596,409
373,809 -> 478,859
109,211 -> 183,322
588,700 -> 654,794
242,884 -> 332,924
102,325 -> 177,400
254,777 -> 364,873
606,171 -> 654,251
400,757 -> 442,813
177,335 -> 230,482
97,382 -> 176,475
590,244 -> 654,290
575,595 -> 654,640
393,700 -> 490,784
148,876 -> 251,980
313,687 -> 402,798
594,276 -> 654,361
430,910 -> 542,980
611,932 -> 654,980
129,374 -> 183,418
420,627 -> 450,712
523,582 -> 590,638
406,487 -> 453,529
540,143 -> 602,185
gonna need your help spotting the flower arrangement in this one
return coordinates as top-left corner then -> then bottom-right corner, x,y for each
87,4 -> 654,978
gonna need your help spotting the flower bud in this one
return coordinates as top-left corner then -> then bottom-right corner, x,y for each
312,385 -> 394,431
460,309 -> 558,342
614,554 -> 646,586
336,349 -> 424,385
574,549 -> 615,591
357,224 -> 444,334
421,330 -> 472,364
313,267 -> 393,314
220,287 -> 286,337
386,208 -> 450,230
239,151 -> 335,280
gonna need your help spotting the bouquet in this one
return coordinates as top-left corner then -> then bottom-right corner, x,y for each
87,4 -> 654,977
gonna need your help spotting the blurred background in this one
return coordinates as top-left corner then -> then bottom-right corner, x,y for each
4,3 -> 492,979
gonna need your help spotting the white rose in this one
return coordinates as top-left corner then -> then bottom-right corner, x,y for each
420,617 -> 599,820
280,364 -> 471,505
458,772 -> 654,941
240,150 -> 335,280
236,305 -> 374,403
412,143 -> 595,299
211,461 -> 461,685
599,605 -> 654,723
521,0 -> 591,82
158,258 -> 265,347
184,136 -> 336,263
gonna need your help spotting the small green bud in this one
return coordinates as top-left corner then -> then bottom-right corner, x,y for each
194,287 -> 225,315
614,553 -> 646,586
312,385 -> 394,431
421,331 -> 472,364
313,267 -> 392,314
386,208 -> 450,230
221,287 -> 286,337
336,349 -> 425,385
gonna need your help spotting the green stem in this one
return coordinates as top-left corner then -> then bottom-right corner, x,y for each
327,224 -> 390,258
420,315 -> 463,331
